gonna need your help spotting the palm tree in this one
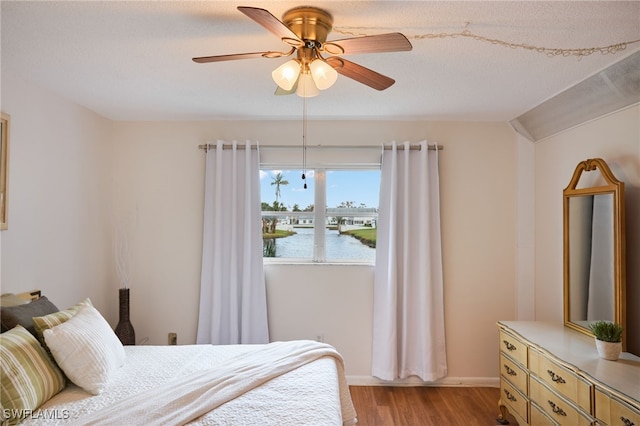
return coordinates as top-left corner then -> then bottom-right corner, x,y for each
269,173 -> 289,235
271,172 -> 289,204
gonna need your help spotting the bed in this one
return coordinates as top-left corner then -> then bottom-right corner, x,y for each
0,292 -> 357,426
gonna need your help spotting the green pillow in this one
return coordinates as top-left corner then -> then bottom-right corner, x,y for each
0,325 -> 66,425
33,298 -> 93,345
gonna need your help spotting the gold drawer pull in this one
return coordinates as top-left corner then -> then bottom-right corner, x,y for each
503,389 -> 517,402
503,340 -> 517,351
548,400 -> 567,417
547,369 -> 566,384
620,416 -> 634,426
504,364 -> 517,376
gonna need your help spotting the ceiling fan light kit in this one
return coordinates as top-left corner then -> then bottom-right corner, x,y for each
309,60 -> 338,90
192,5 -> 412,97
272,59 -> 300,91
296,73 -> 319,98
271,44 -> 338,96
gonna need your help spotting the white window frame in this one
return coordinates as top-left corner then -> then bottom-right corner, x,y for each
259,145 -> 383,265
313,169 -> 326,261
261,166 -> 379,264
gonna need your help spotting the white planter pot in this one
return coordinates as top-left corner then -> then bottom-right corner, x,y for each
595,339 -> 622,361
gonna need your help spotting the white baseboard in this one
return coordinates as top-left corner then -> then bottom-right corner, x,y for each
347,375 -> 500,388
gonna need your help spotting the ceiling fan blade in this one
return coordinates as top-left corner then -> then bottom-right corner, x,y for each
237,6 -> 302,43
193,52 -> 278,63
326,57 -> 395,91
324,33 -> 412,55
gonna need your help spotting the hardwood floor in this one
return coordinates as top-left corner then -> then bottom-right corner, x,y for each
349,386 -> 519,426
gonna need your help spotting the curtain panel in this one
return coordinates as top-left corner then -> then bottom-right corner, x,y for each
372,141 -> 447,381
197,141 -> 269,345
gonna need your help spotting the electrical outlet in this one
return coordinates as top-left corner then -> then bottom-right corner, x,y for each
168,332 -> 177,345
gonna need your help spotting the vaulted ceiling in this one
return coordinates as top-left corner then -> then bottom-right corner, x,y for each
2,1 -> 639,122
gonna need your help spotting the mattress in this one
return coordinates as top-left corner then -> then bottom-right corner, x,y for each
22,344 -> 349,425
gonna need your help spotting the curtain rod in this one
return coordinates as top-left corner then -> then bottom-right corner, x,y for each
198,143 -> 443,152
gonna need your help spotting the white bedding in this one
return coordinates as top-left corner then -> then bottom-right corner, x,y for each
22,343 -> 356,425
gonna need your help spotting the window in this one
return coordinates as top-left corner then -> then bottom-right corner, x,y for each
261,168 -> 380,262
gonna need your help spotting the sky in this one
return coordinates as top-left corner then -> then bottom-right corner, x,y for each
260,169 -> 381,210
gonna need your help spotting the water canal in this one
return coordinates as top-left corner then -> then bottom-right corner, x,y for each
264,227 -> 375,261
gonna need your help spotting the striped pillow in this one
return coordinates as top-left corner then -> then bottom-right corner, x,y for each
33,298 -> 93,345
44,305 -> 125,395
0,325 -> 66,425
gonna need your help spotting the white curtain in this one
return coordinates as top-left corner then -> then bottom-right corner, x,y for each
372,141 -> 447,381
197,140 -> 269,345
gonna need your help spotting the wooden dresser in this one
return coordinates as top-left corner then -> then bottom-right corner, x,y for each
497,321 -> 640,425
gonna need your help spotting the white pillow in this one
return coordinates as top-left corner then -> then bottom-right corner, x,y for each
43,305 -> 125,395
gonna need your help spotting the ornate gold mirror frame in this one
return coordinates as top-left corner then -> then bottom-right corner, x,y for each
563,158 -> 626,348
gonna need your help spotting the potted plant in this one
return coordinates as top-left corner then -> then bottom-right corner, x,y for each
588,321 -> 623,361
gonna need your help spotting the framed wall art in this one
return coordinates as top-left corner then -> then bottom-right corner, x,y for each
1,112 -> 9,230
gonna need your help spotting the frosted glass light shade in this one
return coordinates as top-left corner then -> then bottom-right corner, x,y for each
309,60 -> 338,90
272,59 -> 301,91
296,73 -> 319,98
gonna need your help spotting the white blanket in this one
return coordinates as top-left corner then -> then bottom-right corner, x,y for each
77,340 -> 357,426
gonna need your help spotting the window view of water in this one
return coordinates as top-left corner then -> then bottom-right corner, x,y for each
261,169 -> 380,262
264,227 -> 376,261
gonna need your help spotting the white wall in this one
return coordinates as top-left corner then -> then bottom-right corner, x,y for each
6,67 -> 638,381
535,104 -> 640,355
0,73 -> 115,317
1,75 -> 520,383
111,119 -> 518,383
266,264 -> 375,380
516,133 -> 536,320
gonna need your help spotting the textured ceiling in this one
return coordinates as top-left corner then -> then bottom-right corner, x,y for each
2,1 -> 639,121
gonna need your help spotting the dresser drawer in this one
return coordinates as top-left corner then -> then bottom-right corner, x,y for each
595,387 -> 640,426
529,348 -> 592,413
531,401 -> 559,425
500,329 -> 528,367
501,377 -> 528,424
500,352 -> 528,394
530,376 -> 593,426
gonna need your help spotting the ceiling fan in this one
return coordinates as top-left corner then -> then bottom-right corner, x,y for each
192,6 -> 413,97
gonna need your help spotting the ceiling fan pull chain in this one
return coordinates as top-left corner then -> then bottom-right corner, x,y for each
302,94 -> 308,189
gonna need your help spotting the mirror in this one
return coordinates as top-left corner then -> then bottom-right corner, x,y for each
564,158 -> 626,347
